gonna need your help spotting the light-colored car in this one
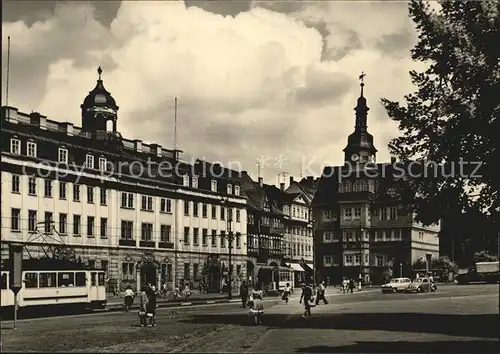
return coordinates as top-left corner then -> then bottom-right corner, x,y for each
406,277 -> 437,293
381,278 -> 412,293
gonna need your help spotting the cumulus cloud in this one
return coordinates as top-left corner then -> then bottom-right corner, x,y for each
2,0 -> 423,184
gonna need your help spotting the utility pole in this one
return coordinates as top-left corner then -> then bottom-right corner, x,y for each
222,198 -> 235,300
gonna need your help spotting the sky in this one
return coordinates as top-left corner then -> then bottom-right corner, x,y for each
1,0 -> 432,185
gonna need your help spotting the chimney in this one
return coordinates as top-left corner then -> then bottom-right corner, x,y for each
289,176 -> 294,185
242,170 -> 248,175
280,183 -> 285,191
61,122 -> 74,136
258,177 -> 263,187
133,139 -> 142,152
307,176 -> 313,182
30,112 -> 47,130
391,157 -> 396,164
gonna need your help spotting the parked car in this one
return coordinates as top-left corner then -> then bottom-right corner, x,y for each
406,277 -> 437,293
381,278 -> 412,293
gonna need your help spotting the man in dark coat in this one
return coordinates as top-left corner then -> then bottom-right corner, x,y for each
240,281 -> 249,308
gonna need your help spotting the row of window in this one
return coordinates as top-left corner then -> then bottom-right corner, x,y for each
283,205 -> 310,220
182,175 -> 240,196
180,227 -> 242,248
247,214 -> 284,228
339,179 -> 377,193
22,271 -> 105,288
247,235 -> 283,250
323,254 -> 386,267
323,229 -> 403,243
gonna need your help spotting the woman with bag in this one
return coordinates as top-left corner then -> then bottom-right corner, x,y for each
138,286 -> 148,327
146,285 -> 157,327
249,284 -> 264,325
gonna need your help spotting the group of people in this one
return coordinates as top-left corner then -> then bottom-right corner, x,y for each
138,283 -> 157,327
341,278 -> 361,294
300,281 -> 329,318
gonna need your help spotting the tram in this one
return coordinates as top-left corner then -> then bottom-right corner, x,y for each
278,268 -> 294,291
1,268 -> 106,313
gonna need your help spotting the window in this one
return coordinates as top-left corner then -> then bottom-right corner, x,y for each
100,218 -> 107,238
211,229 -> 217,246
10,138 -> 20,154
184,263 -> 190,280
87,186 -> 94,203
12,175 -> 20,193
236,232 -> 241,248
141,223 -> 153,241
160,225 -> 171,243
57,272 -> 75,287
375,231 -> 382,241
87,216 -> 95,236
11,208 -> 21,231
227,184 -> 232,194
100,188 -> 107,205
121,192 -> 134,208
24,273 -> 38,288
101,261 -> 109,275
211,180 -> 217,192
59,213 -> 67,234
184,201 -> 190,216
202,204 -> 208,218
236,210 -> 240,222
141,195 -> 153,211
75,272 -> 86,287
73,185 -> 80,202
39,273 -> 56,288
345,231 -> 353,242
376,255 -> 384,267
393,229 -> 401,240
390,207 -> 397,220
381,208 -> 388,220
324,256 -> 332,266
220,231 -> 226,247
345,254 -> 353,265
193,227 -> 199,245
202,229 -> 208,245
354,255 -> 361,265
364,254 -> 369,265
86,154 -> 94,169
183,175 -> 189,187
59,182 -> 67,200
122,262 -> 135,280
354,207 -> 361,219
167,264 -> 173,281
28,210 -> 37,232
220,207 -> 225,221
192,176 -> 198,188
237,265 -> 242,275
44,212 -> 53,233
323,232 -> 332,243
73,215 -> 81,235
58,148 -> 68,163
193,202 -> 199,217
99,157 -> 107,171
344,207 -> 352,219
44,180 -> 52,197
234,185 -> 240,196
27,141 -> 37,157
184,227 -> 190,244
160,198 -> 172,213
121,221 -> 133,240
28,177 -> 36,195
211,205 -> 217,219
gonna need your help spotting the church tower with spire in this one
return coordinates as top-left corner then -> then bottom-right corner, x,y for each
343,72 -> 377,165
81,67 -> 119,135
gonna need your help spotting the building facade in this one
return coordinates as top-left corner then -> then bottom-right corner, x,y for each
313,80 -> 440,285
1,68 -> 247,293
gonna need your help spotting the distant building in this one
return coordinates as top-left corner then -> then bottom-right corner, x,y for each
1,67 -> 247,293
312,79 -> 440,285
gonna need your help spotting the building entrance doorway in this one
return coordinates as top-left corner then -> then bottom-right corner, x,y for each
140,263 -> 157,287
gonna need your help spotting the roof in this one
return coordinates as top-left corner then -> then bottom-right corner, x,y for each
82,69 -> 118,109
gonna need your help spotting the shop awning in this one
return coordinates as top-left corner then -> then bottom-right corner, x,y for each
288,263 -> 305,272
300,262 -> 314,273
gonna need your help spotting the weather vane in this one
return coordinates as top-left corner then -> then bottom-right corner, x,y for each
97,66 -> 103,80
359,71 -> 366,85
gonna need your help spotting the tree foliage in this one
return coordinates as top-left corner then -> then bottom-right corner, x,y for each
473,250 -> 499,262
381,1 -> 500,228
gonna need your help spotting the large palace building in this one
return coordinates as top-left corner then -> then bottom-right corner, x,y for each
1,68 -> 248,293
312,79 -> 440,285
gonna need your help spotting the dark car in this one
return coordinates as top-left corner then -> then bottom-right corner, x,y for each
406,277 -> 437,293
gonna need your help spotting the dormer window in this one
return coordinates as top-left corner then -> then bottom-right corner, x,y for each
234,185 -> 240,196
10,138 -> 21,155
192,176 -> 198,188
86,154 -> 94,169
183,175 -> 189,187
27,141 -> 37,157
58,148 -> 68,163
227,184 -> 232,195
211,180 -> 217,192
99,157 -> 107,171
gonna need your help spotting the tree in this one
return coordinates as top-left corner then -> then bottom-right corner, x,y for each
473,250 -> 499,262
381,1 -> 500,229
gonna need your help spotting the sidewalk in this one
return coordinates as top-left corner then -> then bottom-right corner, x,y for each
107,290 -> 241,307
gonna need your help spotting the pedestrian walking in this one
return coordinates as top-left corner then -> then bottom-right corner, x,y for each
146,285 -> 157,327
299,283 -> 315,318
342,278 -> 348,294
349,278 -> 355,294
240,281 -> 249,308
138,286 -> 148,327
315,281 -> 328,305
249,284 -> 264,325
184,282 -> 191,300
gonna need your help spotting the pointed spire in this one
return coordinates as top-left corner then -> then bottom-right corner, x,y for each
97,66 -> 103,81
358,71 -> 366,97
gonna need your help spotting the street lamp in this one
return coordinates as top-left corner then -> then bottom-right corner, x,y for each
221,198 -> 235,300
359,227 -> 364,283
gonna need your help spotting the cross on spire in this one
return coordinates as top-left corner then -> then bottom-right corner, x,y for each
358,71 -> 366,97
97,66 -> 103,80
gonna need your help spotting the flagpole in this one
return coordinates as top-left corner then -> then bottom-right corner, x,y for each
6,36 -> 11,106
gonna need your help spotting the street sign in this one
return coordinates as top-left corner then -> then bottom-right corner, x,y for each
9,243 -> 23,292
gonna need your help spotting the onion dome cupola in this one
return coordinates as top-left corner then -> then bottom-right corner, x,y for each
343,71 -> 377,165
81,67 -> 119,134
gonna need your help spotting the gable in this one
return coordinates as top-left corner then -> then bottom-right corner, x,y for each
293,195 -> 307,205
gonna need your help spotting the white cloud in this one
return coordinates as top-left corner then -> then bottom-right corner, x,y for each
2,1 -> 422,183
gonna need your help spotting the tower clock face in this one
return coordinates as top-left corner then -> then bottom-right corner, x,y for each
351,153 -> 359,162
